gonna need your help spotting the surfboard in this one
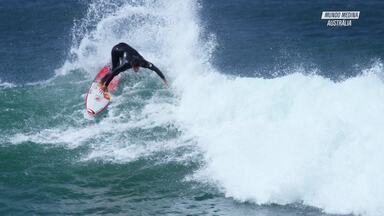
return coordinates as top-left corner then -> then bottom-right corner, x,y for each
85,66 -> 120,115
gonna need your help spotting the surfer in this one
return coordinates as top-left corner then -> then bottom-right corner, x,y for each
99,42 -> 167,91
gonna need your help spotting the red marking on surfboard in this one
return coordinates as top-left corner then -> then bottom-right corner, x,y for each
95,66 -> 120,93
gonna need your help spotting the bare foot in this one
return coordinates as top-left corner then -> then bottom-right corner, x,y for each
98,82 -> 108,92
103,92 -> 111,100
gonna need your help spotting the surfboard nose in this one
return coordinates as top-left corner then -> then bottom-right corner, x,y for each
87,108 -> 96,115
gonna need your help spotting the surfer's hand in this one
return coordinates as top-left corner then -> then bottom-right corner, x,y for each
163,79 -> 168,87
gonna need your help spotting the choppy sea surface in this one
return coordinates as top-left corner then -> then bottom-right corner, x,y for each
1,0 -> 384,215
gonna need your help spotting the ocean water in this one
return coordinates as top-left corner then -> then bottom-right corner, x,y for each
1,0 -> 384,215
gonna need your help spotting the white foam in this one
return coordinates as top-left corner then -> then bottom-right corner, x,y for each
0,79 -> 16,89
180,65 -> 384,216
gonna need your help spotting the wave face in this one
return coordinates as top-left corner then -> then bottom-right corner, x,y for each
2,0 -> 384,215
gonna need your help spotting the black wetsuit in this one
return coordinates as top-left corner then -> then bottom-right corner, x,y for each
101,42 -> 166,87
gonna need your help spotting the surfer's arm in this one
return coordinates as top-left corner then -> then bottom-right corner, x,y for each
141,61 -> 167,85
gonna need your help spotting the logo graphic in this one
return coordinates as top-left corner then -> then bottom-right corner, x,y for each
321,11 -> 360,27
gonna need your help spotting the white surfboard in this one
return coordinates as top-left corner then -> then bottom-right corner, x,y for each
85,66 -> 120,116
85,82 -> 111,115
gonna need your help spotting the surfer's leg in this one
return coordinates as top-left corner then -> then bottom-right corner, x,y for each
100,45 -> 124,87
111,43 -> 129,69
100,43 -> 129,90
101,72 -> 113,86
102,63 -> 130,88
111,46 -> 121,69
